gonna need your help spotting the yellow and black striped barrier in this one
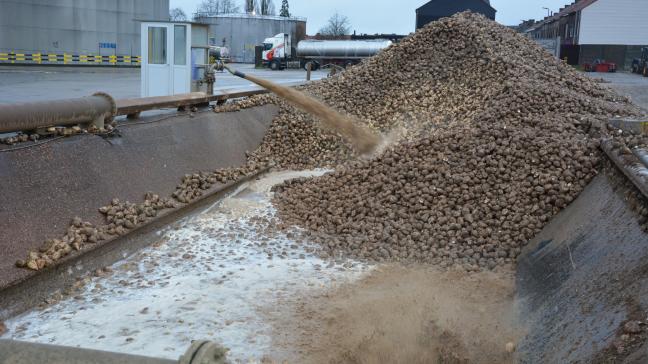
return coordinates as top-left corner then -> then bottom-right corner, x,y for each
0,52 -> 141,66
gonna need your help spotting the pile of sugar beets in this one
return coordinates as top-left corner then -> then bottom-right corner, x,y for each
17,166 -> 259,271
227,12 -> 648,270
18,12 -> 648,272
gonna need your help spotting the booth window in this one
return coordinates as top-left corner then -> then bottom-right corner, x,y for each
148,27 -> 167,64
174,25 -> 187,65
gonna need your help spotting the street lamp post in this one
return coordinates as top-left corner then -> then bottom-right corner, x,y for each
542,7 -> 551,17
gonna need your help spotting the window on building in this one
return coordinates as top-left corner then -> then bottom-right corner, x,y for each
174,25 -> 187,65
148,27 -> 167,64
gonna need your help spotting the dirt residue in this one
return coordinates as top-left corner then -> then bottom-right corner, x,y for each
264,265 -> 521,363
592,296 -> 648,363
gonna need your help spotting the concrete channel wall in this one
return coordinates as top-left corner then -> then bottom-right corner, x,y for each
0,105 -> 277,318
0,0 -> 169,65
516,169 -> 648,362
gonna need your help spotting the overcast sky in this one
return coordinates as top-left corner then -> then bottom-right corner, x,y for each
171,0 -> 572,34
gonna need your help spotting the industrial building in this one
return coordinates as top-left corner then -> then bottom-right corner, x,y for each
526,0 -> 648,70
194,14 -> 306,64
0,0 -> 169,65
415,0 -> 496,29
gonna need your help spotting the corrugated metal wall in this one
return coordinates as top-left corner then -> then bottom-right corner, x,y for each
579,0 -> 648,45
0,0 -> 169,56
195,15 -> 306,63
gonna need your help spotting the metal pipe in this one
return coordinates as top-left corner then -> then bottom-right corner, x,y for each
0,339 -> 175,364
601,139 -> 648,199
633,148 -> 648,169
0,92 -> 116,133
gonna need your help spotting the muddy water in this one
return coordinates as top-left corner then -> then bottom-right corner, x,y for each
236,70 -> 382,154
1,171 -> 372,362
267,265 -> 521,363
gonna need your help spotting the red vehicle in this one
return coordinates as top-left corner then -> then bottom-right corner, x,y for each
583,59 -> 617,73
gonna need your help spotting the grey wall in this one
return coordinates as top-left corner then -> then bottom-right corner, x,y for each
0,0 -> 169,56
195,15 -> 306,63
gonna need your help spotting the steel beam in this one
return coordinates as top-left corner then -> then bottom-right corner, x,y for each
115,88 -> 270,117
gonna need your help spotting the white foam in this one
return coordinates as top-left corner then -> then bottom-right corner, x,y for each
2,170 -> 371,362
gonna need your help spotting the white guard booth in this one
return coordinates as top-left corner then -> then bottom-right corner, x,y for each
140,21 -> 210,97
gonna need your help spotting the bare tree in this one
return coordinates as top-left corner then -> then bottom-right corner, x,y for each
245,0 -> 258,14
196,0 -> 240,16
279,0 -> 290,17
170,7 -> 187,21
319,12 -> 351,36
260,0 -> 275,15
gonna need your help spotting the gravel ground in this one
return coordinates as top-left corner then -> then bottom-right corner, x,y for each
586,71 -> 648,111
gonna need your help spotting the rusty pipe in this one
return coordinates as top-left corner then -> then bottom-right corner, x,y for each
0,339 -> 175,364
601,139 -> 648,199
0,92 -> 116,133
633,148 -> 648,169
0,339 -> 229,364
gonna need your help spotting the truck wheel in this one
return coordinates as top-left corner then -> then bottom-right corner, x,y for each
270,60 -> 281,71
304,61 -> 319,71
644,65 -> 648,77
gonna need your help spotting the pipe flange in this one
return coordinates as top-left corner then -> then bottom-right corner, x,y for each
179,341 -> 230,364
92,92 -> 117,119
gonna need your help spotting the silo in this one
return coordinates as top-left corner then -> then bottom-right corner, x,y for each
0,0 -> 169,64
195,14 -> 307,63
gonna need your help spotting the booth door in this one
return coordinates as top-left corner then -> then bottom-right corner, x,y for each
143,24 -> 172,97
172,24 -> 190,95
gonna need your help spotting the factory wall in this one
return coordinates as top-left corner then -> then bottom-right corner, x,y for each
0,0 -> 169,64
195,15 -> 306,63
579,0 -> 648,46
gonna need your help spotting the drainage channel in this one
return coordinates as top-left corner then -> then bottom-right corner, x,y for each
1,170 -> 372,362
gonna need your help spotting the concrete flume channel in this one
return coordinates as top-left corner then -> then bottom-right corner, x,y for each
0,94 -> 647,362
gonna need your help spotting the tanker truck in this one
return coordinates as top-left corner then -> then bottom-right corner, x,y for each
261,33 -> 392,71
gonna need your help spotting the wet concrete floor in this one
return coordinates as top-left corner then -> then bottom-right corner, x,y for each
1,171 -> 371,362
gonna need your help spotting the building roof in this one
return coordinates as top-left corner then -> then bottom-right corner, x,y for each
416,0 -> 496,12
193,12 -> 307,22
526,0 -> 598,33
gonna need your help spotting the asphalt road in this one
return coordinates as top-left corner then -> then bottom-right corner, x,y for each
0,64 -> 327,104
585,71 -> 648,111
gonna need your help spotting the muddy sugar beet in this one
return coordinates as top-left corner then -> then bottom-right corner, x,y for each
220,13 -> 647,270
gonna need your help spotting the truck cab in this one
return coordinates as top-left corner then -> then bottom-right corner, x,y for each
262,33 -> 292,70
